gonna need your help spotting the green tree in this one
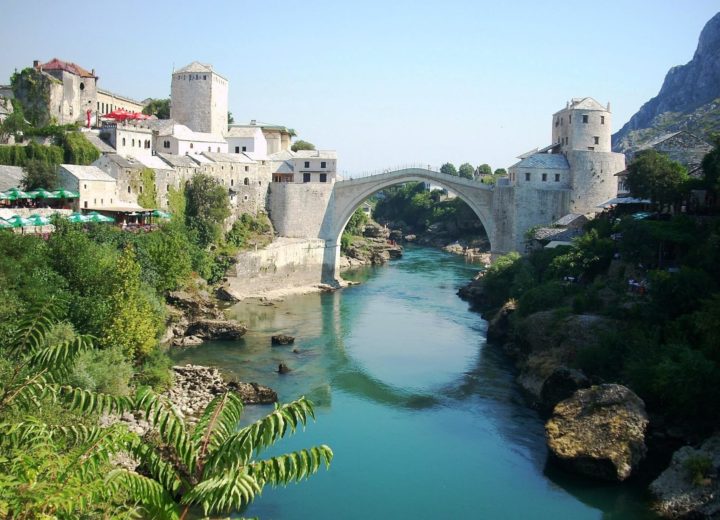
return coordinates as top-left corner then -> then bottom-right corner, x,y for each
228,111 -> 235,124
458,163 -> 474,180
291,140 -> 315,152
494,168 -> 507,176
112,390 -> 333,518
344,207 -> 369,236
61,131 -> 100,165
0,101 -> 27,142
142,98 -> 171,119
440,163 -> 457,176
21,159 -> 59,190
185,174 -> 231,248
477,164 -> 492,177
700,140 -> 720,199
626,150 -> 689,208
101,246 -> 160,359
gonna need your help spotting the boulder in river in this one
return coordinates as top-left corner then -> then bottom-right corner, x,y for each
545,384 -> 649,481
271,334 -> 295,345
185,319 -> 247,340
540,367 -> 591,412
172,335 -> 204,347
227,381 -> 278,405
650,434 -> 720,518
278,363 -> 291,374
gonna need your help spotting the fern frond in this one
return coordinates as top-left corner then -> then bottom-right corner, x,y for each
249,445 -> 333,487
203,397 -> 315,475
27,334 -> 95,376
133,387 -> 195,471
191,392 -> 244,469
127,436 -> 184,495
106,469 -> 181,520
180,467 -> 262,515
55,385 -> 134,416
7,298 -> 65,357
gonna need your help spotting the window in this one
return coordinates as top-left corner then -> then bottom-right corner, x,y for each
122,138 -> 126,146
560,117 -> 563,126
304,161 -> 310,168
80,82 -> 85,91
555,174 -> 560,182
569,115 -> 571,124
140,186 -> 144,193
555,118 -> 559,127
164,140 -> 170,149
101,198 -> 103,204
217,147 -> 221,152
208,146 -> 211,152
132,139 -> 135,147
84,201 -> 88,208
244,195 -> 249,201
244,166 -> 249,172
127,186 -> 131,194
204,75 -> 207,80
524,172 -> 531,181
231,179 -> 234,186
588,146 -> 595,151
242,146 -> 247,152
303,173 -> 311,183
244,177 -> 249,185
582,115 -> 588,123
235,146 -> 240,153
166,184 -> 169,191
601,116 -> 605,125
84,184 -> 87,189
321,161 -> 326,168
542,173 -> 547,182
594,136 -> 599,145
190,143 -> 194,149
320,173 -> 327,183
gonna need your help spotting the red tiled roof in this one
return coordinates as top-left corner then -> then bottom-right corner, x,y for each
38,58 -> 95,78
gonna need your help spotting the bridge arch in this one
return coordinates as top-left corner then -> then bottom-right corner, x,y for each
320,168 -> 497,282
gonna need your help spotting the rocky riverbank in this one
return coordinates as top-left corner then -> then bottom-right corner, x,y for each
459,273 -> 720,517
340,221 -> 403,269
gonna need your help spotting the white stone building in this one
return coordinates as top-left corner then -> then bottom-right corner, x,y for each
95,89 -> 145,125
100,122 -> 154,160
58,164 -> 118,211
170,62 -> 228,137
155,123 -> 227,156
291,150 -> 337,184
509,97 -> 625,216
33,59 -> 98,126
226,125 -> 267,155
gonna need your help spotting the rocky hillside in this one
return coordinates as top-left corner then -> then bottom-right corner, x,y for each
613,12 -> 720,153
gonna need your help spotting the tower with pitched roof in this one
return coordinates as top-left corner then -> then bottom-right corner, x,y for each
170,62 -> 228,137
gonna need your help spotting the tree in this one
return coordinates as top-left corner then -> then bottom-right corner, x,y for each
21,159 -> 58,190
440,163 -> 457,176
345,207 -> 368,235
291,140 -> 315,152
142,98 -> 171,119
626,150 -> 689,208
113,390 -> 333,518
477,164 -> 492,177
0,101 -> 27,142
101,246 -> 161,360
458,163 -> 474,180
700,140 -> 720,202
185,174 -> 231,248
228,111 -> 235,124
494,168 -> 507,176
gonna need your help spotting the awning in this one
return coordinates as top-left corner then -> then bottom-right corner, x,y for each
597,197 -> 652,208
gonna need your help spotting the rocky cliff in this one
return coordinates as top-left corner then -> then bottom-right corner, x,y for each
613,12 -> 720,153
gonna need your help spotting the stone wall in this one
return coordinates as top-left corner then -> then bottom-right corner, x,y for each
567,150 -> 624,213
222,237 -> 328,298
513,186 -> 572,251
268,182 -> 334,238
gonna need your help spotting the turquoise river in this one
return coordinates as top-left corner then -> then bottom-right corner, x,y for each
171,246 -> 657,519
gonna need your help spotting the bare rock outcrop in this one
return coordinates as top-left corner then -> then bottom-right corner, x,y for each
650,434 -> 720,518
546,384 -> 649,481
271,334 -> 295,345
184,318 -> 247,341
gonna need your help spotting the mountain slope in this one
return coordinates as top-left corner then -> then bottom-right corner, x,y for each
613,12 -> 720,152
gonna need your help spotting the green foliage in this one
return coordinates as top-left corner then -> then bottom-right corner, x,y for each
548,229 -> 614,280
60,131 -> 100,165
626,149 -> 689,207
345,207 -> 368,236
136,167 -> 159,209
516,281 -> 576,317
494,168 -> 507,176
132,223 -> 194,292
458,163 -> 474,180
122,390 -> 333,518
10,67 -> 53,127
185,174 -> 231,249
134,348 -> 174,391
228,111 -> 235,124
69,346 -> 134,396
291,139 -> 315,152
684,454 -> 713,486
0,141 -> 64,166
21,158 -> 59,190
477,164 -> 492,177
440,162 -> 457,176
101,246 -> 162,360
0,102 -> 27,141
142,98 -> 170,119
226,213 -> 273,250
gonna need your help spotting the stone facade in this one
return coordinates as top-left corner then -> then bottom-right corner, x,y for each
100,122 -> 154,160
170,62 -> 228,137
95,89 -> 145,125
58,164 -> 118,211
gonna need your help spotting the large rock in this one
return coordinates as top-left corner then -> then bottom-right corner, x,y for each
363,222 -> 390,239
185,319 -> 247,341
486,300 -> 516,342
650,434 -> 720,518
227,381 -> 278,405
546,384 -> 649,481
167,290 -> 223,319
271,334 -> 295,345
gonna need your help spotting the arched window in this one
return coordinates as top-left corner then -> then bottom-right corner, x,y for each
122,138 -> 126,146
190,143 -> 194,149
244,178 -> 249,186
132,139 -> 135,147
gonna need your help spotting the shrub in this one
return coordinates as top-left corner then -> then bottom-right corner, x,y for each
517,281 -> 574,317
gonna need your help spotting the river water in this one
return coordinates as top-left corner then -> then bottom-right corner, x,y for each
171,246 -> 656,519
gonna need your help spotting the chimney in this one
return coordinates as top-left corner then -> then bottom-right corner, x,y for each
33,60 -> 39,69
607,102 -> 611,112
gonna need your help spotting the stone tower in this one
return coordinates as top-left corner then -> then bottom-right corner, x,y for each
551,98 -> 624,213
170,62 -> 228,136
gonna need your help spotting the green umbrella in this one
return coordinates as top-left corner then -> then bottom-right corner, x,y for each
27,214 -> 52,226
3,188 -> 31,200
6,215 -> 32,227
66,213 -> 88,223
151,209 -> 172,219
0,218 -> 13,229
27,188 -> 58,199
0,192 -> 10,201
86,212 -> 115,223
52,189 -> 80,199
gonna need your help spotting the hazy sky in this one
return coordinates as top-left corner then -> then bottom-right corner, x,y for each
1,1 -> 717,174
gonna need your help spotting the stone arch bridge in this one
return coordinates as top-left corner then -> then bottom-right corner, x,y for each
267,166 -> 570,284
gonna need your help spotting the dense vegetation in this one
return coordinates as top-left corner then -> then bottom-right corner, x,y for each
475,142 -> 720,432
